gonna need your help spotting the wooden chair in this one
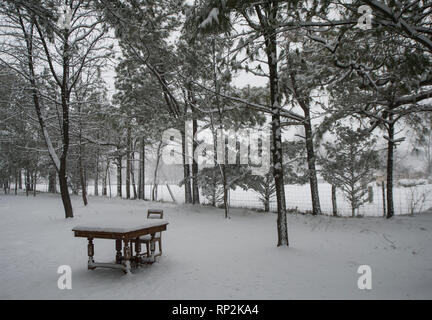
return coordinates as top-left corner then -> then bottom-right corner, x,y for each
136,209 -> 164,258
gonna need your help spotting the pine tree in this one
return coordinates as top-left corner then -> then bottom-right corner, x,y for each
319,124 -> 379,217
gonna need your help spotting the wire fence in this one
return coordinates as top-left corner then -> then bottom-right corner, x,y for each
148,183 -> 432,217
31,181 -> 432,217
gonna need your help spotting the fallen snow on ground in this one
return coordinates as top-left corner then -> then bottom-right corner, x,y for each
0,193 -> 431,299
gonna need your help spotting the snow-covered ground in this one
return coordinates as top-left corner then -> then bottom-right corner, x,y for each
0,193 -> 431,299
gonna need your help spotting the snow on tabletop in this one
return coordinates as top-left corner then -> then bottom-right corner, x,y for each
73,220 -> 168,233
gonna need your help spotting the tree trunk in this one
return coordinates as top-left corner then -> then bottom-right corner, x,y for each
102,162 -> 107,196
130,148 -> 137,199
141,138 -> 146,199
222,163 -> 229,218
79,155 -> 88,206
33,171 -> 37,197
166,184 -> 176,202
207,77 -> 219,208
25,169 -> 30,196
351,181 -> 356,217
212,131 -> 218,207
78,107 -> 88,206
181,126 -> 192,203
290,65 -> 321,216
102,167 -> 107,196
192,113 -> 200,204
264,191 -> 270,212
303,111 -> 322,215
188,90 -> 200,205
117,154 -> 122,198
386,120 -> 395,218
14,169 -> 18,195
152,141 -> 163,201
262,10 -> 289,246
94,147 -> 99,196
138,137 -> 144,200
59,158 -> 73,218
48,167 -> 56,193
59,28 -> 73,218
126,127 -> 131,199
103,158 -> 109,196
331,185 -> 337,216
211,37 -> 229,217
108,163 -> 112,198
18,170 -> 22,189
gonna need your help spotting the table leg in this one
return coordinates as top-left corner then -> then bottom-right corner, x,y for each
115,239 -> 122,264
123,239 -> 132,274
87,238 -> 95,270
149,233 -> 156,263
135,239 -> 141,257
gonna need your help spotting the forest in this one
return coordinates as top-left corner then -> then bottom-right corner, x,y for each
0,0 -> 431,249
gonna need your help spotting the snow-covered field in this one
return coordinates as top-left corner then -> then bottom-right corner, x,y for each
1,193 -> 432,299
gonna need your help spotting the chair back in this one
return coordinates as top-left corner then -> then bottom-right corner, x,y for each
147,209 -> 163,219
147,209 -> 163,238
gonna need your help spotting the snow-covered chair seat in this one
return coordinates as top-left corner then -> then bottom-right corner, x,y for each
136,209 -> 164,257
139,234 -> 151,241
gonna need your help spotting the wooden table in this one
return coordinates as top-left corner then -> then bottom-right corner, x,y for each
72,221 -> 168,274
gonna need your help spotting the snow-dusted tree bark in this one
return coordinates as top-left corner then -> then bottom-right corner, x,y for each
13,169 -> 17,195
386,115 -> 395,218
138,137 -> 146,200
116,154 -> 122,198
18,170 -> 22,190
33,169 -> 37,197
192,101 -> 200,205
78,120 -> 88,206
48,167 -> 56,193
331,185 -> 337,217
130,144 -> 137,200
94,144 -> 100,196
25,169 -> 30,196
126,126 -> 131,200
102,158 -> 109,197
211,37 -> 229,219
304,114 -> 322,216
78,151 -> 88,206
152,141 -> 164,202
257,3 -> 289,245
181,125 -> 193,204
